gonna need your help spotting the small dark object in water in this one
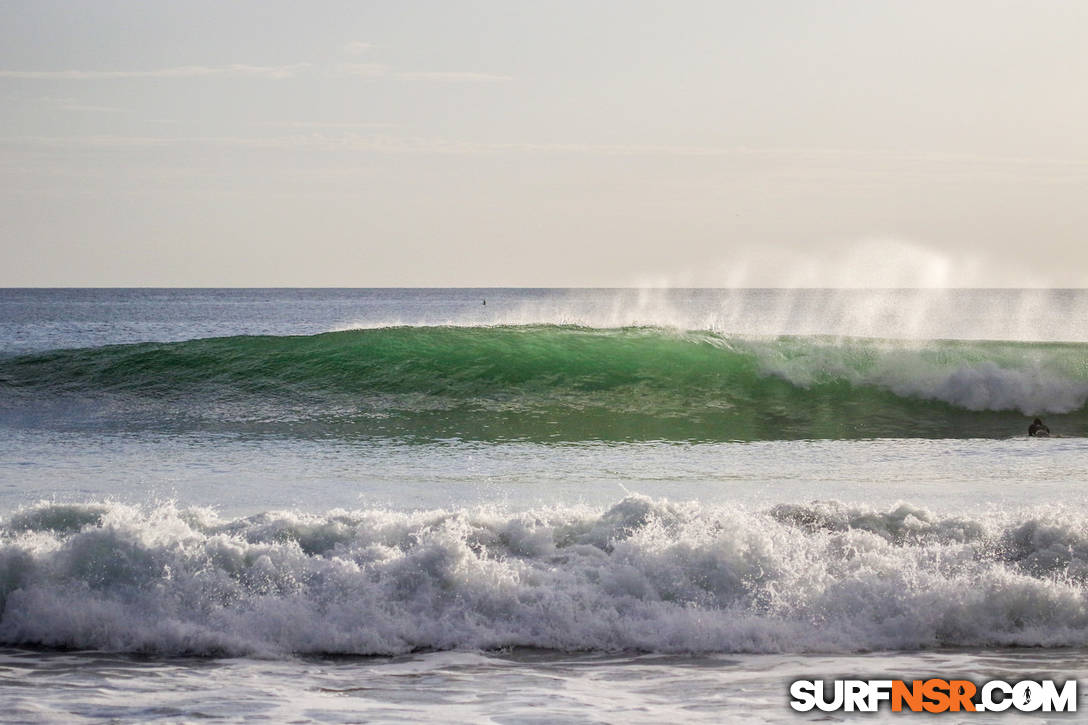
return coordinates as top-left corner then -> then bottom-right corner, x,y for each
1028,417 -> 1051,437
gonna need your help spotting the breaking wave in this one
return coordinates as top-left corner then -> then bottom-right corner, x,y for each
2,326 -> 1086,440
3,497 -> 1088,656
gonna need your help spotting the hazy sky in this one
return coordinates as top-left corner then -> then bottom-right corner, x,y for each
2,0 -> 1086,286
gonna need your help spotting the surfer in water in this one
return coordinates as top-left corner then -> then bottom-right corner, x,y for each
1028,417 -> 1051,437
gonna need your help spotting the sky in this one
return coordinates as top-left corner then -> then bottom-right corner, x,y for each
1,0 -> 1086,287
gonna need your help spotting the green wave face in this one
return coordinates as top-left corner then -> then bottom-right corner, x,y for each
3,326 -> 1087,441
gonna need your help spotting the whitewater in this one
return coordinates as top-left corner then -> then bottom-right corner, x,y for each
2,288 -> 1088,722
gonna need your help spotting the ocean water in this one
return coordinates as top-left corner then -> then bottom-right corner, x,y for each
2,287 -> 1088,723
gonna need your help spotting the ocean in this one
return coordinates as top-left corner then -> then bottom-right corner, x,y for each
1,287 -> 1087,722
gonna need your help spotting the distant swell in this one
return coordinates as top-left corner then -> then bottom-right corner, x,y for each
2,325 -> 1087,440
3,497 -> 1088,656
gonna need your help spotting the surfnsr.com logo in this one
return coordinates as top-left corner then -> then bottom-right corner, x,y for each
789,679 -> 1077,713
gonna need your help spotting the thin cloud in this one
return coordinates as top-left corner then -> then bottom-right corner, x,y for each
336,63 -> 390,78
32,96 -> 130,113
394,71 -> 513,82
336,64 -> 512,82
0,64 -> 310,80
342,41 -> 374,55
10,135 -> 1085,175
258,120 -> 396,130
2,135 -> 176,148
2,61 -> 511,84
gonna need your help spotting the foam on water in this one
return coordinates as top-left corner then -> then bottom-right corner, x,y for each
3,496 -> 1088,657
